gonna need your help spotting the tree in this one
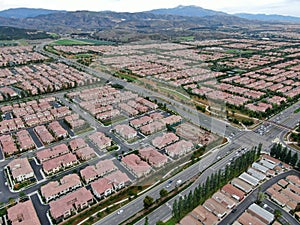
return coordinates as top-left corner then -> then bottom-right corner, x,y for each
285,150 -> 292,164
256,192 -> 265,204
96,212 -> 102,218
173,199 -> 179,221
297,160 -> 300,171
144,217 -> 149,225
282,147 -> 288,161
291,153 -> 298,167
159,189 -> 168,198
270,144 -> 276,157
19,192 -> 26,199
156,221 -> 165,225
143,196 -> 154,209
257,143 -> 262,159
274,209 -> 282,220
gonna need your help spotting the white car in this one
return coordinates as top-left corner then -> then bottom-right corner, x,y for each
176,180 -> 182,185
117,209 -> 124,215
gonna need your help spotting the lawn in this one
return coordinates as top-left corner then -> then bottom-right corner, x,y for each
164,218 -> 177,225
113,72 -> 137,82
178,36 -> 195,41
100,115 -> 127,126
74,53 -> 94,58
158,86 -> 191,101
75,39 -> 116,45
51,39 -> 91,46
294,107 -> 300,114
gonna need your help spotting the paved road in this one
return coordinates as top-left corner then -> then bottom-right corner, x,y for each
37,46 -> 239,138
96,143 -> 249,225
33,46 -> 300,225
263,199 -> 300,225
132,103 -> 300,225
219,170 -> 300,225
30,193 -> 50,225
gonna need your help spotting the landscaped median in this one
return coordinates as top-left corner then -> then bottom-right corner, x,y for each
59,138 -> 226,225
122,147 -> 261,225
62,182 -> 160,225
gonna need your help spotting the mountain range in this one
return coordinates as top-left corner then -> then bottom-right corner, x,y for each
0,6 -> 299,42
148,5 -> 226,17
234,13 -> 300,23
0,5 -> 299,22
0,7 -> 65,18
0,7 -> 251,35
0,26 -> 52,40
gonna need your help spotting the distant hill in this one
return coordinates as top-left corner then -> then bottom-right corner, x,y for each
0,10 -> 251,34
0,8 -> 64,18
235,13 -> 300,23
0,7 -> 283,43
0,26 -> 53,40
149,5 -> 227,17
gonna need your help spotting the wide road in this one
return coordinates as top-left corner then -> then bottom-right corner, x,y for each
96,142 -> 242,225
130,102 -> 300,225
219,170 -> 300,225
35,46 -> 300,225
37,46 -> 239,138
133,102 -> 300,225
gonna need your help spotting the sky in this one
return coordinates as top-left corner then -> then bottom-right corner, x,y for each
0,0 -> 300,17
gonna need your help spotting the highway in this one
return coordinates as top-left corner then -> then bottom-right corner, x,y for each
132,104 -> 300,225
95,102 -> 300,225
36,45 -> 239,138
35,46 -> 300,225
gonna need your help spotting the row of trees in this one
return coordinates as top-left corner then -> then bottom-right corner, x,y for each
290,123 -> 300,146
270,143 -> 300,168
172,146 -> 261,222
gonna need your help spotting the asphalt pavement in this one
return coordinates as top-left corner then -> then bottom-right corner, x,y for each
31,46 -> 300,225
219,170 -> 300,225
263,198 -> 300,225
30,193 -> 50,225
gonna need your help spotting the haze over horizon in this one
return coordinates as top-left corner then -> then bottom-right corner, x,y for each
0,0 -> 300,17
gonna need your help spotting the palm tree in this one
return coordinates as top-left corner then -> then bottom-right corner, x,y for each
274,209 -> 282,220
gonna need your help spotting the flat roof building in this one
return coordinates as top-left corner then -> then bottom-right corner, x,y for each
203,198 -> 228,219
238,212 -> 266,225
231,178 -> 252,194
248,203 -> 274,224
212,191 -> 236,209
190,205 -> 218,225
259,159 -> 276,170
252,162 -> 269,174
221,184 -> 245,201
247,168 -> 266,181
239,172 -> 260,187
